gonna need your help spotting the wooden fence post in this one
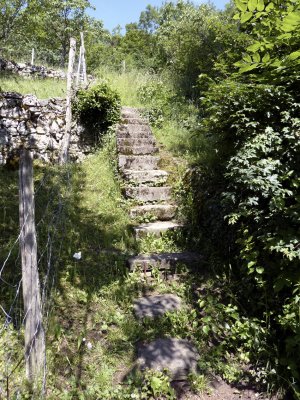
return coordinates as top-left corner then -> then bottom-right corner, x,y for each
59,37 -> 76,165
31,49 -> 35,65
19,148 -> 45,383
76,45 -> 83,89
80,32 -> 88,86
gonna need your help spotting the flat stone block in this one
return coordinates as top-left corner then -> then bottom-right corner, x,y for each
128,252 -> 202,271
133,294 -> 182,319
117,138 -> 156,147
118,145 -> 158,155
118,155 -> 159,171
122,169 -> 168,185
137,338 -> 199,380
125,186 -> 171,202
134,221 -> 183,238
130,204 -> 176,221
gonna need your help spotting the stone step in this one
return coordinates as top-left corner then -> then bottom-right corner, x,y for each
118,155 -> 159,171
117,145 -> 158,155
117,129 -> 152,139
121,117 -> 147,125
128,252 -> 202,271
125,186 -> 171,203
122,169 -> 168,185
118,124 -> 151,134
133,294 -> 182,319
130,204 -> 176,221
134,221 -> 183,238
117,138 -> 156,147
137,338 -> 199,380
121,107 -> 140,118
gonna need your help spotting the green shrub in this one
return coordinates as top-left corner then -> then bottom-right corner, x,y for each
73,83 -> 121,137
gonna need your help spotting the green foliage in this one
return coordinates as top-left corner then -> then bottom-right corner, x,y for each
73,83 -> 121,136
233,0 -> 300,83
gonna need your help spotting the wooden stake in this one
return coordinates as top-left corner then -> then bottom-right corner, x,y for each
59,37 -> 76,164
80,32 -> 88,86
31,49 -> 35,65
76,45 -> 83,89
19,148 -> 45,383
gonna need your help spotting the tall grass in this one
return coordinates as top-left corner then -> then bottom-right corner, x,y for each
0,73 -> 66,98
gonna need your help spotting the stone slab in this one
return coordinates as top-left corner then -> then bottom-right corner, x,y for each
118,124 -> 151,134
137,338 -> 199,380
117,138 -> 156,147
118,145 -> 158,155
134,221 -> 183,238
125,186 -> 171,202
128,252 -> 202,271
118,155 -> 159,171
122,169 -> 168,185
133,294 -> 182,318
130,204 -> 176,221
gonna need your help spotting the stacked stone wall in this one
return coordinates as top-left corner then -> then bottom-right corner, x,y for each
0,92 -> 93,165
0,58 -> 66,79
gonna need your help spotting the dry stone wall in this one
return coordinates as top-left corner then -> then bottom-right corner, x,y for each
0,58 -> 66,79
0,92 -> 93,165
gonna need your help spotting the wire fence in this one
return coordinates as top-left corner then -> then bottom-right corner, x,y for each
0,165 -> 72,398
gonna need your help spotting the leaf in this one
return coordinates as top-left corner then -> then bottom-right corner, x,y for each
257,0 -> 265,11
262,53 -> 270,63
281,12 -> 300,32
241,11 -> 253,23
253,53 -> 261,62
287,51 -> 300,61
265,2 -> 274,11
243,53 -> 252,63
248,0 -> 258,12
236,0 -> 248,12
247,42 -> 261,52
256,267 -> 264,274
233,13 -> 240,20
202,325 -> 210,334
239,63 -> 259,72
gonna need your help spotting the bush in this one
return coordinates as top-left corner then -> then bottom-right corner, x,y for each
188,80 -> 300,396
73,83 -> 121,137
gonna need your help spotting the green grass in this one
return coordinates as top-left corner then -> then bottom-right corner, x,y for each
96,68 -> 152,108
0,72 -> 66,98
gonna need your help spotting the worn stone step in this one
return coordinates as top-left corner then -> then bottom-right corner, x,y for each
137,338 -> 199,380
128,252 -> 202,271
133,294 -> 182,319
121,117 -> 147,125
134,221 -> 183,238
122,169 -> 168,185
121,107 -> 140,118
117,129 -> 152,139
125,186 -> 171,202
117,138 -> 156,147
118,155 -> 159,171
117,145 -> 158,155
130,204 -> 176,221
118,124 -> 151,135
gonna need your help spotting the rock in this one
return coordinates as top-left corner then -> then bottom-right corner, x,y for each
118,155 -> 160,171
137,338 -> 199,380
130,204 -> 176,221
125,186 -> 172,202
117,144 -> 158,155
122,169 -> 168,185
133,294 -> 182,318
134,221 -> 184,238
128,252 -> 202,271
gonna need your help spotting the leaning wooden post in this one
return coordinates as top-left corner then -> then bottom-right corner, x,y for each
19,148 -> 45,384
31,49 -> 35,65
76,45 -> 83,89
59,37 -> 76,165
80,32 -> 88,86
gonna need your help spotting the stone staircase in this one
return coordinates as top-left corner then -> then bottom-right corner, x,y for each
116,107 -> 202,384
